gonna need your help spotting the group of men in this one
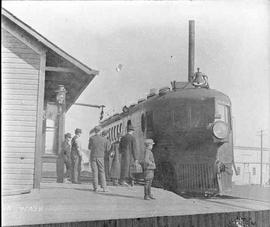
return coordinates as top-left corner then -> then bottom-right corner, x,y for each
57,128 -> 83,184
88,124 -> 138,191
57,124 -> 156,200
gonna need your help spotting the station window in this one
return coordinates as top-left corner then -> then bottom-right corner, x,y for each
252,167 -> 256,175
146,111 -> 153,131
119,123 -> 122,133
114,126 -> 117,141
117,125 -> 119,134
127,120 -> 132,132
141,114 -> 145,132
45,119 -> 58,154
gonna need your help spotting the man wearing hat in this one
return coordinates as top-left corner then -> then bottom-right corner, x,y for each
102,130 -> 112,181
88,126 -> 111,192
119,124 -> 139,186
57,132 -> 72,183
71,128 -> 83,184
142,139 -> 156,200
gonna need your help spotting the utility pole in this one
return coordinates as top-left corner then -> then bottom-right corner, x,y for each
260,130 -> 263,186
257,130 -> 265,186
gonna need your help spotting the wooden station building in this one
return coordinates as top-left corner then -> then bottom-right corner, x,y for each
2,8 -> 98,192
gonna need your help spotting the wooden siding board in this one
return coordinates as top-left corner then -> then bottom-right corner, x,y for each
3,109 -> 37,116
2,46 -> 38,54
4,157 -> 34,164
2,163 -> 35,169
3,152 -> 35,158
2,73 -> 40,80
2,51 -> 41,59
3,115 -> 37,121
2,179 -> 34,185
3,105 -> 37,111
4,142 -> 35,148
2,62 -> 40,70
3,131 -> 36,137
2,99 -> 37,105
3,125 -> 36,132
3,41 -> 39,49
2,56 -> 40,64
2,174 -> 34,180
2,121 -> 36,128
4,91 -> 38,96
2,68 -> 39,74
2,168 -> 34,175
3,78 -> 39,84
3,136 -> 36,143
3,83 -> 38,90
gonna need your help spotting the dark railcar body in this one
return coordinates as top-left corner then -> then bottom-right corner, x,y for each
97,84 -> 234,195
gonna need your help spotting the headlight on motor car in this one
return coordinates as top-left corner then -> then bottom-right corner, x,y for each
212,121 -> 228,139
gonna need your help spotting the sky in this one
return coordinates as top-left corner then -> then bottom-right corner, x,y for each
3,1 -> 270,150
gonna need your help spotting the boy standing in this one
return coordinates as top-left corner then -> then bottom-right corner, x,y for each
143,139 -> 156,200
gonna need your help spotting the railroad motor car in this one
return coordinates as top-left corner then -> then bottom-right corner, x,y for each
94,70 -> 234,195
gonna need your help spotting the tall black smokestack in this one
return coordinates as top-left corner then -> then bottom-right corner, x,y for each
188,20 -> 195,82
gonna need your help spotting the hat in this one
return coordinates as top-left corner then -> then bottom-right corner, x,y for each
144,139 -> 155,145
127,125 -> 135,131
94,126 -> 102,133
65,133 -> 72,138
75,128 -> 82,134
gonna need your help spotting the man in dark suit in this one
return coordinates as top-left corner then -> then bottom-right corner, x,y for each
57,133 -> 72,183
102,130 -> 111,182
71,128 -> 82,184
89,126 -> 111,192
119,125 -> 139,186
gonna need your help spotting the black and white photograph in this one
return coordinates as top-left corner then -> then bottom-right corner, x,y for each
2,1 -> 270,226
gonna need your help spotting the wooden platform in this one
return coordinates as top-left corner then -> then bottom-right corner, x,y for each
2,183 -> 270,227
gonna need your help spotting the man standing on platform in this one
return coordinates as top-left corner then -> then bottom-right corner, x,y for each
102,130 -> 111,182
110,133 -> 122,186
89,126 -> 111,192
57,133 -> 72,183
119,125 -> 139,186
71,128 -> 83,184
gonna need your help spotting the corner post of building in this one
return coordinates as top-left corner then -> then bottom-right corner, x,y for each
34,50 -> 46,189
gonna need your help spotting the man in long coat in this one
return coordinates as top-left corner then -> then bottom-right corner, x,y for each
71,128 -> 82,184
102,130 -> 111,181
109,133 -> 122,186
119,125 -> 139,186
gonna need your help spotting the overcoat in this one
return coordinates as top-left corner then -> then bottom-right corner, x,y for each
119,133 -> 138,178
109,141 -> 121,179
143,148 -> 156,180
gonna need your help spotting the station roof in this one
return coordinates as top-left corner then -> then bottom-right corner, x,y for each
2,8 -> 99,110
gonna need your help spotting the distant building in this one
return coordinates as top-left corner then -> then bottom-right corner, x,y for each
233,146 -> 270,185
2,8 -> 98,192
